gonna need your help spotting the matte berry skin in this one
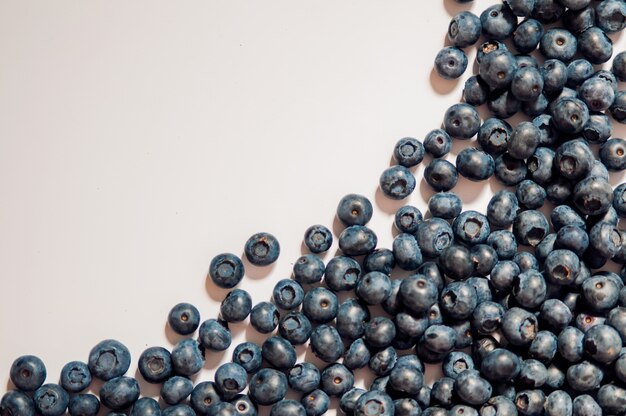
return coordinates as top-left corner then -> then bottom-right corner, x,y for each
161,376 -> 193,405
199,319 -> 231,351
393,137 -> 424,168
69,394 -> 100,416
303,224 -> 332,254
99,377 -> 140,411
443,103 -> 481,139
262,336 -> 297,370
215,363 -> 248,399
248,369 -> 288,406
138,347 -> 172,384
88,339 -> 131,381
448,11 -> 481,47
171,339 -> 204,376
10,355 -> 46,392
1,390 -> 36,416
244,232 -> 280,266
338,225 -> 378,256
379,165 -> 416,200
249,301 -> 279,333
456,148 -> 495,181
220,289 -> 252,323
434,47 -> 468,80
168,303 -> 200,335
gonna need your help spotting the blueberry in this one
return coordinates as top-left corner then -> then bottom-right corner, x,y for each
578,26 -> 613,64
389,362 -> 423,396
190,382 -> 221,414
563,5 -> 596,34
456,148 -> 495,181
321,363 -> 354,397
522,93 -> 549,117
161,376 -> 193,405
480,396 -> 517,416
600,137 -> 626,171
300,389 -> 329,416
310,325 -> 344,363
443,351 -> 475,379
215,363 -> 247,400
248,369 -> 287,406
544,249 -> 580,286
337,194 -> 373,226
574,176 -> 614,217
583,324 -> 622,364
69,394 -> 100,416
277,311 -> 311,345
566,58 -> 594,88
356,271 -> 391,305
455,370 -> 492,405
286,363 -> 320,394
379,165 -> 416,200
302,287 -> 338,324
244,232 -> 279,266
613,51 -> 626,82
487,230 -> 518,260
539,299 -> 572,330
476,40 -> 508,64
419,324 -> 457,356
517,359 -> 548,388
269,400 -> 306,416
515,389 -> 546,416
445,105 -> 481,142
199,318 -> 231,351
302,224 -> 333,254
511,67 -> 543,102
393,137 -> 424,168
479,49 -> 518,90
167,303 -> 200,336
272,279 -> 304,310
428,192 -> 462,220
262,336 -> 297,370
162,404 -> 196,416
99,377 -> 139,411
138,347 -> 172,384
338,225 -> 378,256
399,274 -> 438,314
368,346 -> 397,377
554,226 -> 588,257
423,132 -> 454,163
480,4 -> 517,40
88,339 -> 131,381
230,342 -> 262,374
33,386 -> 70,416
545,365 -> 566,390
336,298 -> 370,340
434,47 -> 468,80
480,348 -> 521,383
9,355 -> 46,392
611,90 -> 626,123
448,11 -> 481,47
354,390 -> 394,416
438,244 -> 474,281
424,159 -> 458,191
528,330 -> 557,363
513,210 -> 548,247
494,153 -> 527,186
463,75 -> 490,106
511,269 -> 547,308
325,255 -> 361,291
472,301 -> 504,335
209,253 -> 245,289
597,384 -> 626,414
579,76 -> 615,112
502,307 -> 538,346
596,0 -> 626,33
486,190 -> 518,228
220,289 -> 252,323
0,390 -> 36,416
394,311 -> 428,341
171,339 -> 204,376
541,59 -> 567,95
340,388 -> 366,415
544,391 -> 572,416
533,0 -> 565,22
513,18 -> 544,53
344,338 -> 371,370
514,251 -> 539,272
429,377 -> 455,407
507,122 -> 539,160
477,118 -> 512,156
582,274 -> 620,312
394,399 -> 422,416
416,217 -> 454,257
566,361 -> 603,392
249,301 -> 279,333
572,395 -> 602,416
392,233 -> 423,270
558,326 -> 585,362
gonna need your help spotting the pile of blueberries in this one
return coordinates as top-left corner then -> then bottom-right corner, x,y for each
7,0 -> 626,415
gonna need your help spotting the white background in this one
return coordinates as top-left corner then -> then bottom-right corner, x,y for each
1,0 -> 626,414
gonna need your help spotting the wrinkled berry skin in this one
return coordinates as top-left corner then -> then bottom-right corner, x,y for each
209,253 -> 245,289
448,11 -> 481,48
513,210 -> 549,247
199,319 -> 231,352
393,233 -> 423,270
248,369 -> 288,406
1,390 -> 36,416
379,165 -> 416,200
99,377 -> 140,411
245,232 -> 280,266
597,384 -> 626,414
303,225 -> 333,254
456,148 -> 495,181
434,47 -> 468,80
10,355 -> 46,392
88,339 -> 131,381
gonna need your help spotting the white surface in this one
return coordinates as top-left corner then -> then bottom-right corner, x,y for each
1,0 -> 626,414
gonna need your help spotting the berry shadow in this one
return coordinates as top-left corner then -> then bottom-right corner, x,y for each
240,254 -> 276,280
424,362 -> 444,386
331,215 -> 345,241
4,379 -> 15,392
244,323 -> 273,347
203,348 -> 227,371
443,0 -> 474,16
204,276 -> 231,302
133,367 -> 161,398
430,67 -> 460,95
419,178 -> 436,207
374,187 -> 408,215
164,321 -> 187,346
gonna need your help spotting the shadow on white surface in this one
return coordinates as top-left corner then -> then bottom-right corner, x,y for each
374,187 -> 407,216
443,0 -> 475,16
430,67 -> 461,96
240,255 -> 277,281
164,321 -> 186,346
